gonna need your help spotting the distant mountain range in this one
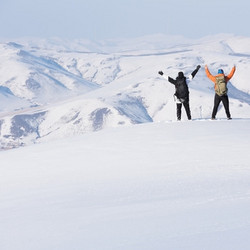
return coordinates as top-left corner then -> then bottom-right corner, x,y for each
1,34 -> 250,149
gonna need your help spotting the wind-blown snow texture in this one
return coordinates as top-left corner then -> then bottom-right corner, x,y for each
1,34 -> 250,148
1,34 -> 250,249
1,120 -> 250,250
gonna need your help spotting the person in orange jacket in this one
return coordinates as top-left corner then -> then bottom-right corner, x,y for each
205,65 -> 236,120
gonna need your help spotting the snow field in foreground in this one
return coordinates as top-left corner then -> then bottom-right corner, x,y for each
1,119 -> 250,250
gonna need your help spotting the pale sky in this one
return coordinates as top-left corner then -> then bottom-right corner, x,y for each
0,0 -> 249,40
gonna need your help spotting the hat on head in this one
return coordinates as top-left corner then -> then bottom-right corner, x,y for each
218,69 -> 224,74
178,71 -> 184,78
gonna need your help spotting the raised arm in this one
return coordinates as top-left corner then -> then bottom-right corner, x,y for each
191,65 -> 201,79
226,65 -> 236,81
168,76 -> 176,84
158,71 -> 176,84
205,65 -> 216,83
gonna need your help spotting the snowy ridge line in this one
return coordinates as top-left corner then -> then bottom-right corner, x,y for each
117,49 -> 193,58
1,34 -> 250,149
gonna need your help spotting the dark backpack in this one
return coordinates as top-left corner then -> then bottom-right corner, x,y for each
215,75 -> 228,96
175,77 -> 189,99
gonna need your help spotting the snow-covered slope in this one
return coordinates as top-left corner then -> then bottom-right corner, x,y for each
1,34 -> 250,249
1,120 -> 250,250
1,34 -> 250,149
0,42 -> 99,104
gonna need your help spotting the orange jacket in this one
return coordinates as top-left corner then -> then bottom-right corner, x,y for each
205,65 -> 236,90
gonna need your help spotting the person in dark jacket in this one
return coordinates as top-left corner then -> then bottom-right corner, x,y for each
158,65 -> 200,120
205,65 -> 236,120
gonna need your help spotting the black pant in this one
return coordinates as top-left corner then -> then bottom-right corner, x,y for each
177,101 -> 191,120
212,94 -> 231,119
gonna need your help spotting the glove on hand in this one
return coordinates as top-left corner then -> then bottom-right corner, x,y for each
197,65 -> 201,70
158,71 -> 163,75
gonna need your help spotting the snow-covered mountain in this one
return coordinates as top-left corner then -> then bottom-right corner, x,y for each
1,34 -> 250,149
1,34 -> 250,250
